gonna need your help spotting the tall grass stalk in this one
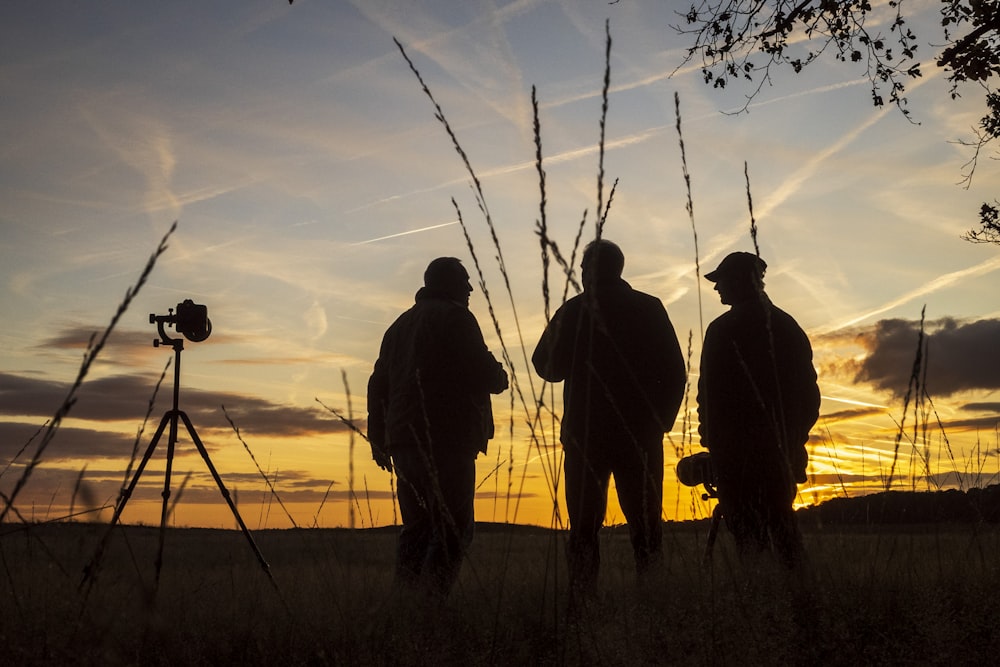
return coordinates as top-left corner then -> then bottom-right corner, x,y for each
0,421 -> 47,483
533,85 -> 551,323
745,161 -> 760,257
0,221 -> 176,524
396,25 -> 630,646
394,38 -> 533,395
222,405 -> 298,529
395,39 -> 569,515
885,306 -> 927,490
316,395 -> 399,526
123,358 -> 172,492
342,370 -> 356,530
674,93 -> 704,343
530,82 -> 562,528
595,19 -> 611,239
69,465 -> 87,523
312,480 -> 336,528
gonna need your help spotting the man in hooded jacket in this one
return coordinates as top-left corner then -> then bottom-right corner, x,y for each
368,257 -> 508,595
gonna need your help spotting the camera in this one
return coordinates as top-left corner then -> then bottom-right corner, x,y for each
150,299 -> 212,345
173,299 -> 211,342
676,451 -> 715,489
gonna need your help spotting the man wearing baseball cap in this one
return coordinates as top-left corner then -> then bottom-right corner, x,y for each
696,251 -> 820,568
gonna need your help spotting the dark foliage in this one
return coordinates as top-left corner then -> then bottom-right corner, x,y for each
799,484 -> 1000,525
674,0 -> 1000,243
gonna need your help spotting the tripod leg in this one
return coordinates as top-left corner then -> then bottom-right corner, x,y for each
81,411 -> 170,589
178,411 -> 272,576
153,409 -> 181,588
704,504 -> 722,565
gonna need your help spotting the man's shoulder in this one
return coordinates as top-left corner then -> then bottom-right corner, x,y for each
551,293 -> 585,317
386,297 -> 459,329
761,302 -> 808,338
626,290 -> 670,326
409,295 -> 469,315
603,280 -> 663,308
630,288 -> 664,308
706,307 -> 737,329
768,303 -> 800,324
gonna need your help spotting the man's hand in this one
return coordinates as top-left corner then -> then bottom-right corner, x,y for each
492,362 -> 509,394
371,444 -> 392,473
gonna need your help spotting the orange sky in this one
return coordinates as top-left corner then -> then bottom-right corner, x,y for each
1,1 -> 998,531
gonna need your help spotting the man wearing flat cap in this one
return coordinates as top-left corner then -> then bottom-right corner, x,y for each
368,257 -> 508,596
697,251 -> 820,568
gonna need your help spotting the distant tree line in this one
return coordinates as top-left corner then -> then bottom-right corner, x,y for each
798,485 -> 1000,525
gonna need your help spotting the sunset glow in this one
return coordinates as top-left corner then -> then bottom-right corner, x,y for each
2,0 -> 998,531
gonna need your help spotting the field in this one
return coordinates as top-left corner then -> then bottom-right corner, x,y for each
2,518 -> 1000,665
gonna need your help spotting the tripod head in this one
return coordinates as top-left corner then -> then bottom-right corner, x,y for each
151,299 -> 212,349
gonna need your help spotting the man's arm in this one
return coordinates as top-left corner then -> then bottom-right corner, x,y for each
451,307 -> 509,395
656,303 -> 688,432
366,357 -> 392,472
696,320 -> 725,451
532,306 -> 567,382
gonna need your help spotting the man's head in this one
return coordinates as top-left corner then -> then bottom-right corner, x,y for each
705,251 -> 766,305
581,240 -> 625,289
424,257 -> 473,305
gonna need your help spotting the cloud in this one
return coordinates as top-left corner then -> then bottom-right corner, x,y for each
819,406 -> 886,424
962,403 -> 1000,413
0,422 -> 137,463
853,317 -> 1000,397
937,415 -> 1000,432
0,462 -> 343,513
0,371 -> 355,440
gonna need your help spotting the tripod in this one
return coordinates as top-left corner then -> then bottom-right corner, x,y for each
82,316 -> 271,592
701,481 -> 723,565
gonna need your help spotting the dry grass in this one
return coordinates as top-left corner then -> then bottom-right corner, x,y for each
2,521 -> 1000,665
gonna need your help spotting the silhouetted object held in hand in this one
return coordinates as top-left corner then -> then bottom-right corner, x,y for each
533,240 -> 686,592
367,257 -> 508,597
697,252 -> 820,568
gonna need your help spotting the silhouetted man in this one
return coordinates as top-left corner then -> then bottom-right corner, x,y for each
697,251 -> 820,568
533,240 -> 686,591
367,257 -> 508,596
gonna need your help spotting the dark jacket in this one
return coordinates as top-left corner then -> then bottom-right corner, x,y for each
532,278 -> 687,446
697,294 -> 820,483
367,287 -> 507,458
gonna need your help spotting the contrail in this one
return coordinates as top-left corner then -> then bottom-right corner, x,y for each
813,254 -> 1000,335
756,82 -> 936,220
352,220 -> 459,245
346,126 -> 667,216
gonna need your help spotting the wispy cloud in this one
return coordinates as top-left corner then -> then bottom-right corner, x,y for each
76,99 -> 183,220
814,255 -> 1000,335
348,0 -> 537,129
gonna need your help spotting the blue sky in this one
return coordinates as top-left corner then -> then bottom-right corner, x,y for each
1,0 -> 998,529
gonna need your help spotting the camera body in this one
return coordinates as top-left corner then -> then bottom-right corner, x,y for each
150,299 -> 212,346
174,299 -> 211,342
676,451 -> 715,489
